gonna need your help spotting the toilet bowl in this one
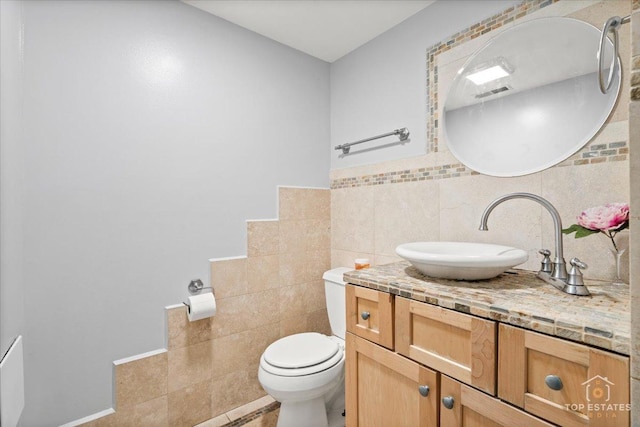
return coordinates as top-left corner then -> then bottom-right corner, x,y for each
258,267 -> 350,427
258,333 -> 345,427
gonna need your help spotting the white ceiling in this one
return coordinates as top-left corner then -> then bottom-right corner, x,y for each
181,0 -> 436,62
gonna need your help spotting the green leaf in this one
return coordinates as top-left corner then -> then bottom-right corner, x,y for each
574,226 -> 599,238
562,224 -> 599,238
562,224 -> 580,235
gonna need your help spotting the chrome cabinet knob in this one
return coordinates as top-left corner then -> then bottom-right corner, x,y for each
360,311 -> 370,320
418,385 -> 430,397
442,396 -> 455,409
545,375 -> 563,391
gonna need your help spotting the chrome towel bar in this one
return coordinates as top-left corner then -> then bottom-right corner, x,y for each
335,127 -> 410,154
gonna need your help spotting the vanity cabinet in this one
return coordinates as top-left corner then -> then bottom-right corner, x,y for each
345,333 -> 439,427
395,296 -> 496,395
499,324 -> 630,427
439,375 -> 554,427
346,284 -> 394,349
345,284 -> 630,426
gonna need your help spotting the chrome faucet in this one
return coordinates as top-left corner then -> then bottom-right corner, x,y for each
479,192 -> 590,296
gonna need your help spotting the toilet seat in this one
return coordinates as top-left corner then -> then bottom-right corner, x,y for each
261,333 -> 344,377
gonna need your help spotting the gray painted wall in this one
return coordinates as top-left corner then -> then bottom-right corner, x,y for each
18,1 -> 329,425
1,0 -> 25,360
330,0 -> 521,169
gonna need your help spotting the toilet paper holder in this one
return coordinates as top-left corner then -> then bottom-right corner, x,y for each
187,279 -> 214,295
183,280 -> 217,321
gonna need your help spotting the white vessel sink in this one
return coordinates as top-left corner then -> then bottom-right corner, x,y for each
395,242 -> 528,281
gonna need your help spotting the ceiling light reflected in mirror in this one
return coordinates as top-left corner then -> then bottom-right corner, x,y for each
465,64 -> 510,85
443,17 -> 620,177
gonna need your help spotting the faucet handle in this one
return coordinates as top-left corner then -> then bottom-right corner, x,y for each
570,258 -> 588,270
567,258 -> 588,286
538,249 -> 553,274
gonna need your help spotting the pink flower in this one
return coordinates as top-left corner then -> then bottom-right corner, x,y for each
577,203 -> 629,231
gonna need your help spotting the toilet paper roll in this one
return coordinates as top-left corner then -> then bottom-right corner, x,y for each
186,292 -> 217,322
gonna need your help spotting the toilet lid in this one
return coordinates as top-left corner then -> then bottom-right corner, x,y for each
263,332 -> 339,369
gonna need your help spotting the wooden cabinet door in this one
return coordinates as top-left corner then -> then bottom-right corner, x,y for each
499,324 -> 630,427
439,375 -> 554,427
346,333 -> 438,427
346,284 -> 394,349
395,297 -> 496,394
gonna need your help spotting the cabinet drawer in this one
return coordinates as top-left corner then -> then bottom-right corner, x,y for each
395,297 -> 497,395
346,333 -> 438,427
346,284 -> 394,349
440,375 -> 554,427
498,324 -> 630,427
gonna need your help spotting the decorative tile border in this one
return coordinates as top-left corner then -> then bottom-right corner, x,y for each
331,163 -> 477,189
330,140 -> 628,189
222,401 -> 280,427
568,141 -> 628,164
344,262 -> 631,355
426,0 -> 559,153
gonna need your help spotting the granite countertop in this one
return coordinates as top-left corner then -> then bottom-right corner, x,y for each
343,261 -> 630,356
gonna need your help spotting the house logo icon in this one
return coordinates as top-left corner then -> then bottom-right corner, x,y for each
582,375 -> 614,402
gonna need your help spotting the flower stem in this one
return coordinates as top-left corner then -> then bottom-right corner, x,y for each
603,230 -> 619,252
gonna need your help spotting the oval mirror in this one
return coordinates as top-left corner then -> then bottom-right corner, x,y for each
443,17 -> 620,177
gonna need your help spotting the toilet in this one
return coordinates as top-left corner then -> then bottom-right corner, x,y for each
258,267 -> 350,427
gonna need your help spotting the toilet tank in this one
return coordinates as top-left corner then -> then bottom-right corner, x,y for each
322,267 -> 351,340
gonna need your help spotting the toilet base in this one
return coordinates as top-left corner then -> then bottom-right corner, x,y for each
277,397 -> 327,427
327,389 -> 346,427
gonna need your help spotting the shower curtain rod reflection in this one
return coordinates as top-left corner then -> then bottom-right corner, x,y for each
335,127 -> 410,154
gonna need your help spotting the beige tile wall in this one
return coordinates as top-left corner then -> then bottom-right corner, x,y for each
81,187 -> 331,427
331,0 -> 632,283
